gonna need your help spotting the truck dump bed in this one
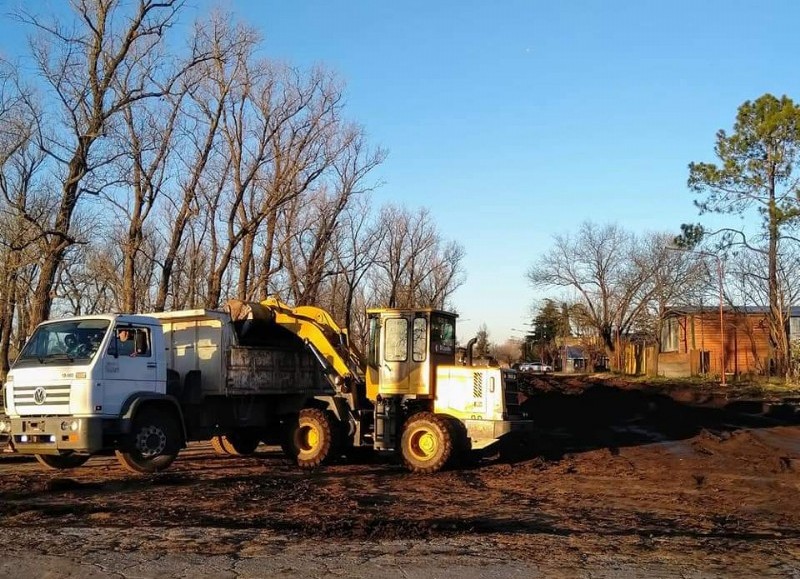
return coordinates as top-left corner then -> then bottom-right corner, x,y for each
150,309 -> 325,398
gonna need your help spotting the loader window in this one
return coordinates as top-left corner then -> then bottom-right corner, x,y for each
430,314 -> 455,355
367,316 -> 381,368
412,317 -> 427,362
384,318 -> 408,362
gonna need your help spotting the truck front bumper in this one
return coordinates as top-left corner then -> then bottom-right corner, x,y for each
9,416 -> 104,455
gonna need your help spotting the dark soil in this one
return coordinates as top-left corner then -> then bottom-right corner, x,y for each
2,374 -> 800,570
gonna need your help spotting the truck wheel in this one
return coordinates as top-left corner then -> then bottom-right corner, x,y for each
35,453 -> 90,470
211,435 -> 232,456
115,407 -> 181,474
279,419 -> 296,458
400,412 -> 453,473
288,408 -> 335,469
220,431 -> 261,456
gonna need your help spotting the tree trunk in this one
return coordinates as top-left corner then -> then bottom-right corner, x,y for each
28,242 -> 66,335
0,252 -> 19,381
767,183 -> 786,376
237,231 -> 255,301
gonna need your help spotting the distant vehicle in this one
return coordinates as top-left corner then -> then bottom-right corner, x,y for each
519,362 -> 552,374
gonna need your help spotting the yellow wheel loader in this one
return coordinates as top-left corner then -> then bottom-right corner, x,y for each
241,298 -> 532,473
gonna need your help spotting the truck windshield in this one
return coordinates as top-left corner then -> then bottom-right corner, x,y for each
16,319 -> 110,365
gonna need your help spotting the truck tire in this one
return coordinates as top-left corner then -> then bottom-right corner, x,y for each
213,431 -> 260,456
400,412 -> 453,473
211,435 -> 232,456
35,453 -> 90,470
287,408 -> 335,469
115,407 -> 181,474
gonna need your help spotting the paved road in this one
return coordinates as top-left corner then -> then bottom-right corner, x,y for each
3,527 -> 539,579
6,527 -> 799,578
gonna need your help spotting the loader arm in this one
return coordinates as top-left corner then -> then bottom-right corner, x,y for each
259,297 -> 365,388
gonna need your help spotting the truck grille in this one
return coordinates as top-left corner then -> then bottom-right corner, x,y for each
14,384 -> 71,408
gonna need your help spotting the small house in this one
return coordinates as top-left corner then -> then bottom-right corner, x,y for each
657,306 -> 798,378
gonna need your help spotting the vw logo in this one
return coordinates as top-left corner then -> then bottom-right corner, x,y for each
33,387 -> 47,405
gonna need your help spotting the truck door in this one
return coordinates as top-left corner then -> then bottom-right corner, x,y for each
102,325 -> 158,414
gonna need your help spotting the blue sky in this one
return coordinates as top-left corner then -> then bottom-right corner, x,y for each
4,1 -> 799,344
213,0 -> 800,343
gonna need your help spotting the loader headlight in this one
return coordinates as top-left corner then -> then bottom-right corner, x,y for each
0,419 -> 9,433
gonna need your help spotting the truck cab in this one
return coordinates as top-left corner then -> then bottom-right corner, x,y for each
1,314 -> 176,469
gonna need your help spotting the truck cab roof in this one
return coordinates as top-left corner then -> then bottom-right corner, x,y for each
38,313 -> 162,326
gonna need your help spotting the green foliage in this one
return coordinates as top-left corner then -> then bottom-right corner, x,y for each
526,299 -> 572,364
673,223 -> 705,250
687,93 -> 800,226
530,299 -> 570,344
686,93 -> 800,377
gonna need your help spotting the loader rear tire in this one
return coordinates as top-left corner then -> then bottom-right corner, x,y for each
115,407 -> 181,474
400,412 -> 453,473
35,452 -> 90,470
287,408 -> 336,469
442,416 -> 472,467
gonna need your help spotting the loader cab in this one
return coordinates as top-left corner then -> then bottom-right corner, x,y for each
365,308 -> 457,401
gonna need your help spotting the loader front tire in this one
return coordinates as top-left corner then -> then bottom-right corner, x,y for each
400,412 -> 453,473
287,408 -> 336,469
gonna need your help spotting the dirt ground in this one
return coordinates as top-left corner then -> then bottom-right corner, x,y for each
2,374 -> 800,576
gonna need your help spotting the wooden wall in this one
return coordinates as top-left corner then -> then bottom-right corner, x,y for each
659,311 -> 771,377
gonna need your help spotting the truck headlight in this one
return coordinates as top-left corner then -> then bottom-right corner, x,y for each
60,419 -> 80,432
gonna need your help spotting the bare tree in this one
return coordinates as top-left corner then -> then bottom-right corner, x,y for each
151,14 -> 247,311
331,195 -> 384,331
372,205 -> 465,309
14,0 -> 198,332
279,127 -> 386,305
110,61 -> 194,312
202,60 -> 345,307
528,222 -> 670,364
724,244 -> 800,373
0,61 -> 50,377
494,339 -> 523,367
